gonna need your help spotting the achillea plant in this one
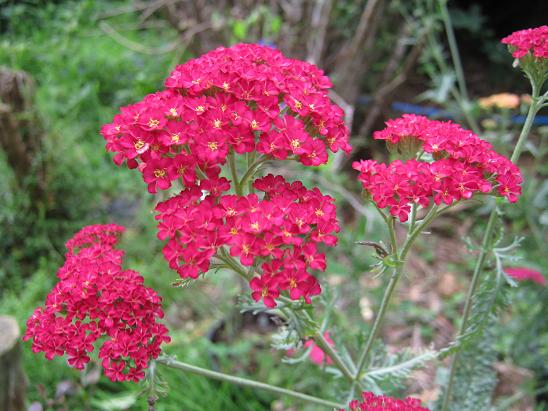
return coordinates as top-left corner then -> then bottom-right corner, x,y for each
24,29 -> 547,409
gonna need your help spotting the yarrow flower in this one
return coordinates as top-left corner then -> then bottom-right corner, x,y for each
23,225 -> 170,382
353,114 -> 522,222
155,174 -> 339,307
101,43 -> 351,194
501,26 -> 548,59
505,267 -> 546,286
340,391 -> 430,411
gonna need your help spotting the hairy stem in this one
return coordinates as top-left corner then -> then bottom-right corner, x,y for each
440,78 -> 543,411
239,155 -> 267,190
228,152 -> 241,196
354,206 -> 440,380
313,331 -> 356,382
157,356 -> 344,409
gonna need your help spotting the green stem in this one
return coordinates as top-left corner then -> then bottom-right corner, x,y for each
408,204 -> 418,234
439,0 -> 467,102
354,266 -> 402,380
228,152 -> 241,196
439,0 -> 481,134
354,206 -> 440,380
216,249 -> 251,281
156,356 -> 344,409
440,81 -> 543,411
247,152 -> 257,194
440,209 -> 497,411
511,83 -> 540,163
239,155 -> 267,190
388,217 -> 398,255
313,332 -> 356,382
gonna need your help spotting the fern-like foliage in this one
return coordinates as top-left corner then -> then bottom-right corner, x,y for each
439,268 -> 509,359
360,347 -> 438,393
435,320 -> 498,411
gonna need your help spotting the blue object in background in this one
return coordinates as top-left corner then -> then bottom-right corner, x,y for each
356,95 -> 548,126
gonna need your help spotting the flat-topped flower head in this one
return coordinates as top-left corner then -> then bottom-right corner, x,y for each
354,115 -> 522,222
102,43 -> 350,195
23,225 -> 170,382
501,26 -> 548,59
340,391 -> 430,411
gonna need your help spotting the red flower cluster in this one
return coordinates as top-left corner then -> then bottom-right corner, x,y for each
353,114 -> 522,222
23,225 -> 170,382
501,26 -> 548,59
101,43 -> 350,194
505,267 -> 546,286
155,174 -> 339,307
341,392 -> 430,411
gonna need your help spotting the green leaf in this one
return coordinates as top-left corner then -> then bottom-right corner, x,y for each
436,321 -> 498,411
90,392 -> 138,411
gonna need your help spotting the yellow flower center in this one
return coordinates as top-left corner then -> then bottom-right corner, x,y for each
154,169 -> 166,178
208,141 -> 218,151
290,139 -> 301,149
148,118 -> 160,128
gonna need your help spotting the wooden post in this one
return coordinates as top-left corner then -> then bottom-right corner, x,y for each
0,316 -> 26,411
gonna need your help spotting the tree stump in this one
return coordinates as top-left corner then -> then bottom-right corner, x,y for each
0,67 -> 46,199
0,316 -> 26,411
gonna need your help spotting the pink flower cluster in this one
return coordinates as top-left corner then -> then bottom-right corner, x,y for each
23,225 -> 170,382
155,174 -> 339,307
353,114 -> 522,221
501,26 -> 548,59
341,392 -> 430,411
304,332 -> 334,365
505,267 -> 546,286
101,43 -> 350,194
286,332 -> 334,365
